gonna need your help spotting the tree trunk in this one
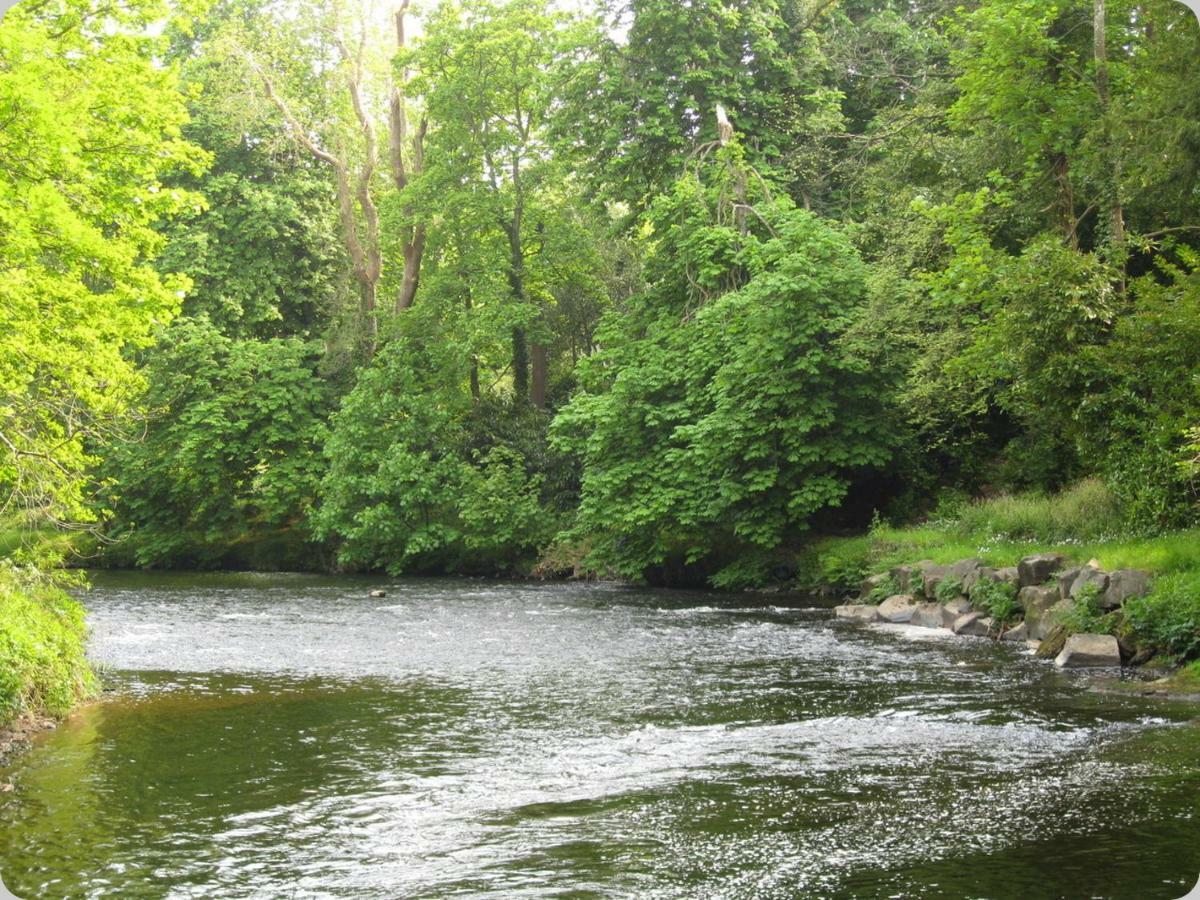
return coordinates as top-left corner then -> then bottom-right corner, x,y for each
530,342 -> 548,410
511,328 -> 529,398
1094,0 -> 1125,248
1051,152 -> 1078,249
390,1 -> 426,312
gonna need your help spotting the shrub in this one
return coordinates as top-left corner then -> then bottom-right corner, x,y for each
1060,582 -> 1116,636
0,567 -> 97,725
971,578 -> 1020,625
935,575 -> 964,603
1121,573 -> 1200,663
865,574 -> 900,604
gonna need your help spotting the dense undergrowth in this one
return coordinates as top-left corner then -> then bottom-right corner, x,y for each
0,565 -> 96,729
800,480 -> 1200,667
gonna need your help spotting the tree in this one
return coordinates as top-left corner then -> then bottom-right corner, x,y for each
0,0 -> 205,527
235,0 -> 427,345
552,150 -> 892,586
100,319 -> 330,568
415,0 -> 600,407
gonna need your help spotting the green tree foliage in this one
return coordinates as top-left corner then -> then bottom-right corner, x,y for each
555,0 -> 841,211
311,311 -> 555,573
553,155 -> 891,586
0,0 -> 205,525
100,319 -> 329,568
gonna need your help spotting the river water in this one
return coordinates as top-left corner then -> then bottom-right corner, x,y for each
0,572 -> 1197,899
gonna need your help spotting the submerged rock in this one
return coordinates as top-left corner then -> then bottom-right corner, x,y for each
835,604 -> 881,622
369,589 -> 387,598
877,594 -> 918,623
1054,633 -> 1121,668
1018,552 -> 1070,587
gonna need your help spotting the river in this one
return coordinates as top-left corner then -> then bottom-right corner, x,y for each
0,572 -> 1197,898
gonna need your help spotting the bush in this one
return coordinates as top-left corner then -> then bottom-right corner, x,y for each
0,567 -> 96,725
1060,582 -> 1116,636
935,576 -> 963,603
1122,573 -> 1200,663
865,574 -> 900,604
971,578 -> 1020,625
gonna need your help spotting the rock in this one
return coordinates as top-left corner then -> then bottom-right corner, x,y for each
951,610 -> 991,636
1054,633 -> 1121,668
950,558 -> 984,579
1057,567 -> 1082,600
1001,620 -> 1028,642
1034,598 -> 1075,642
877,594 -> 918,623
1017,585 -> 1060,639
1100,569 -> 1151,610
961,567 -> 989,595
0,783 -> 12,793
944,596 -> 973,617
890,563 -> 932,594
1018,553 -> 1070,587
860,572 -> 891,598
369,589 -> 388,598
1069,566 -> 1110,600
910,602 -> 946,629
981,566 -> 1020,588
835,604 -> 881,622
921,565 -> 952,600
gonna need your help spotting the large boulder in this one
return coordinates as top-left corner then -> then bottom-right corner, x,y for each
1028,598 -> 1075,641
921,565 -> 952,600
950,558 -> 984,580
951,610 -> 992,636
890,563 -> 929,595
1057,567 -> 1082,600
1000,620 -> 1028,642
877,594 -> 919,623
1018,553 -> 1070,587
1017,585 -> 1060,639
835,604 -> 881,622
1069,566 -> 1110,600
1054,633 -> 1121,668
1100,569 -> 1151,611
910,602 -> 947,629
944,596 -> 973,618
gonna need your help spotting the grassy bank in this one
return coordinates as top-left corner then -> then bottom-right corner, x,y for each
800,480 -> 1200,667
0,567 -> 97,731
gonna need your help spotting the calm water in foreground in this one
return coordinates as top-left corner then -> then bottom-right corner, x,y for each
1,573 -> 1197,899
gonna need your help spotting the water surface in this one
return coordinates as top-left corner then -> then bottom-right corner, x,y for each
1,572 -> 1197,898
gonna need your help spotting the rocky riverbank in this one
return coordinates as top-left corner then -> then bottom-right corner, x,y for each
833,553 -> 1155,670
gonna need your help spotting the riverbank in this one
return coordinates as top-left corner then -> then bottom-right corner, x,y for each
801,482 -> 1200,677
0,569 -> 97,746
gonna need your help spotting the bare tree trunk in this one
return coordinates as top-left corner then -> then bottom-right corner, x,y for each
248,18 -> 384,350
390,0 -> 427,312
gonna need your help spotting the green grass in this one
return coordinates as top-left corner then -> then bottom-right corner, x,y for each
0,567 -> 97,728
800,480 -> 1200,665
